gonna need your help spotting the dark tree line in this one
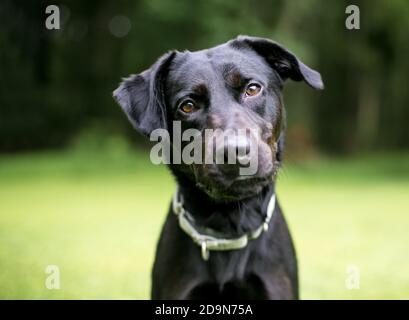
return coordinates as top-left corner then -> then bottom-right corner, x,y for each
1,0 -> 408,153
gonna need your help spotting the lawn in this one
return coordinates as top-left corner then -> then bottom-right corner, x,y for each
0,149 -> 408,299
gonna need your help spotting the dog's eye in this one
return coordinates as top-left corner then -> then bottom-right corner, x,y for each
179,100 -> 197,114
245,83 -> 262,97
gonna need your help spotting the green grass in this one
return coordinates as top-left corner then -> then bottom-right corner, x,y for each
0,149 -> 408,299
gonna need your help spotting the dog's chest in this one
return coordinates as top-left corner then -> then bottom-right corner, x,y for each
206,244 -> 257,284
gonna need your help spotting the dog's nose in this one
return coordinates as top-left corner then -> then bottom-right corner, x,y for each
221,136 -> 251,166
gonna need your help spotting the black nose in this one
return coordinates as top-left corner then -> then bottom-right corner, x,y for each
221,136 -> 251,166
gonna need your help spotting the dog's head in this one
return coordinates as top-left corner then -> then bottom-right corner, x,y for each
114,36 -> 323,201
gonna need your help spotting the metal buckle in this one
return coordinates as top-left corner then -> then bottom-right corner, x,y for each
263,222 -> 269,231
201,241 -> 209,261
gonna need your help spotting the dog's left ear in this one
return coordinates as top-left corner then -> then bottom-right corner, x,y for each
231,36 -> 324,90
113,51 -> 177,136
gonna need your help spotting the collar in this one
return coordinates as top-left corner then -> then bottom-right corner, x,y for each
172,187 -> 276,261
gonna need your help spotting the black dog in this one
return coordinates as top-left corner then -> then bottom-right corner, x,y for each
114,36 -> 323,299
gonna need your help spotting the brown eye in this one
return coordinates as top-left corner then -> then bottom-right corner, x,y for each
179,100 -> 196,113
245,83 -> 262,97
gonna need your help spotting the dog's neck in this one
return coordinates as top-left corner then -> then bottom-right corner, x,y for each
174,177 -> 275,238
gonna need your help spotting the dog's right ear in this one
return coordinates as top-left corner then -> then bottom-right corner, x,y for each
113,51 -> 176,136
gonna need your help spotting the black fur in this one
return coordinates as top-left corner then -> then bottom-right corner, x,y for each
113,36 -> 323,299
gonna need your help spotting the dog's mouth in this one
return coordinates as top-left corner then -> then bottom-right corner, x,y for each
196,170 -> 276,201
190,143 -> 279,201
231,175 -> 270,187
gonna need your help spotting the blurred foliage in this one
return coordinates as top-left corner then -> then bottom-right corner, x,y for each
1,0 -> 409,153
